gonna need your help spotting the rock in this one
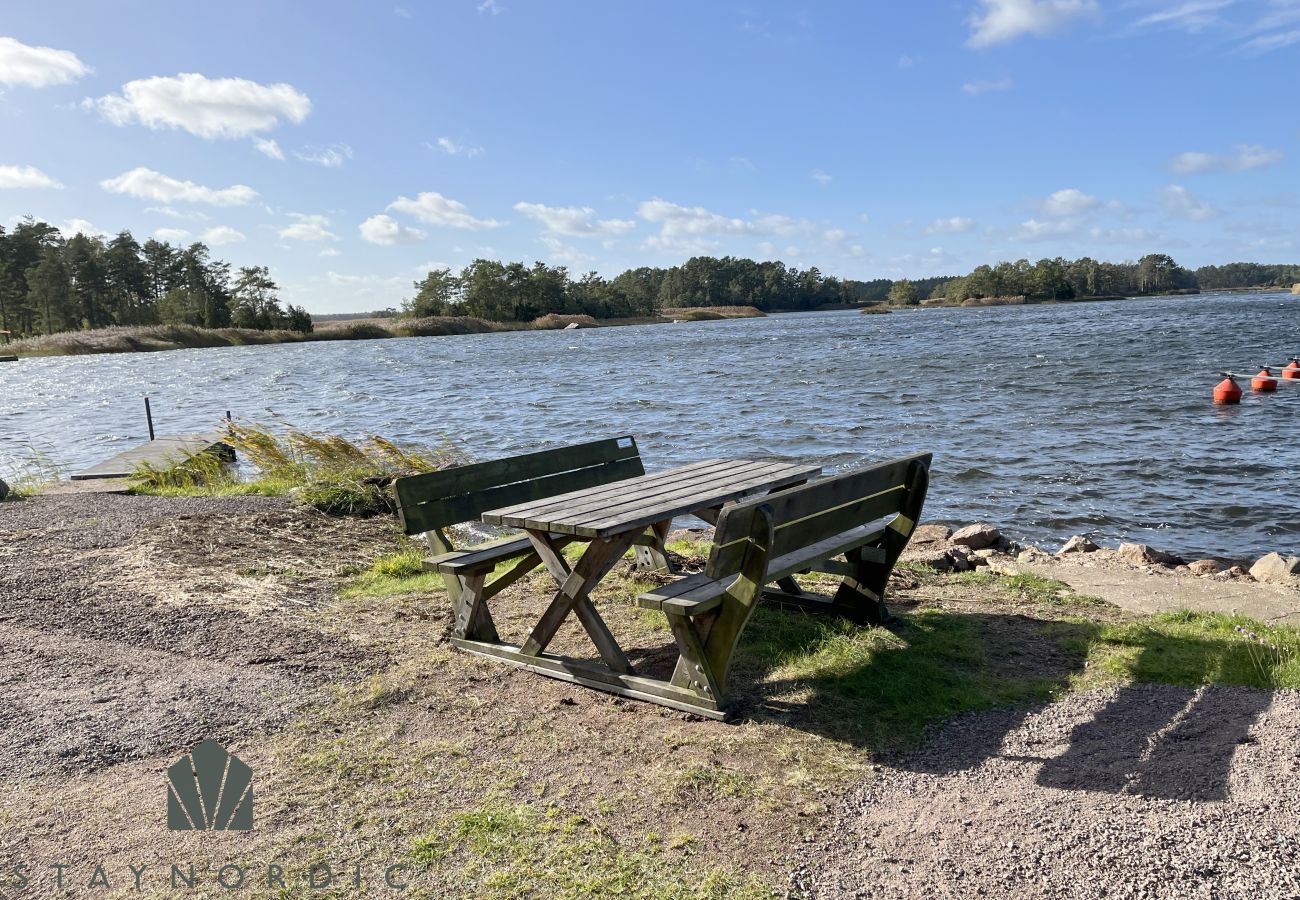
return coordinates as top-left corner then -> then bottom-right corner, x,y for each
1248,553 -> 1300,584
1017,547 -> 1050,564
1227,565 -> 1249,579
947,546 -> 973,572
970,554 -> 990,568
1058,535 -> 1100,555
1188,559 -> 1223,576
951,523 -> 1000,550
907,548 -> 954,572
0,477 -> 8,501
911,524 -> 952,545
1117,543 -> 1184,568
972,548 -> 999,559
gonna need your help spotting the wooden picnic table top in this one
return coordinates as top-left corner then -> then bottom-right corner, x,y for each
482,458 -> 822,539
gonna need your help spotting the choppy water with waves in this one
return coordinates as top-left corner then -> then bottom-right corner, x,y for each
2,291 -> 1297,560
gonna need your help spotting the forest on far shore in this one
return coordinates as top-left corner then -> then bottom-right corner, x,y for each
3,215 -> 1298,337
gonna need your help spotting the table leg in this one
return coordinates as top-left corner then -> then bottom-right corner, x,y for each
521,530 -> 638,674
634,519 -> 672,572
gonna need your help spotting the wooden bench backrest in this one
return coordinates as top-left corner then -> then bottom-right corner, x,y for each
395,436 -> 644,535
705,453 -> 932,580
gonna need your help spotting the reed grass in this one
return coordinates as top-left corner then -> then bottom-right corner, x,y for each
132,422 -> 465,515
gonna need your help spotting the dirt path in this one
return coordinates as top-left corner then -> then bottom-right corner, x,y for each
800,684 -> 1300,899
0,494 -> 395,778
997,553 -> 1300,625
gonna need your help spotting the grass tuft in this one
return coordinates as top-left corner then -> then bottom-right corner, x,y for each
409,800 -> 771,899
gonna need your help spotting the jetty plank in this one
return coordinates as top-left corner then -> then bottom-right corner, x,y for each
71,433 -> 233,481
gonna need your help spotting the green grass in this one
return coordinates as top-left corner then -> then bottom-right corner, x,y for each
954,570 -> 1109,608
339,547 -> 443,599
409,801 -> 772,899
1077,610 -> 1300,691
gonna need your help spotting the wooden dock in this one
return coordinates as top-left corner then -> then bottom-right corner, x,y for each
71,433 -> 234,481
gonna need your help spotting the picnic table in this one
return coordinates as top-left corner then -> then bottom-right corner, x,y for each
453,458 -> 821,715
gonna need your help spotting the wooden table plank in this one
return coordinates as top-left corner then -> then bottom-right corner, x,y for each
502,459 -> 770,528
490,458 -> 737,522
578,463 -> 819,538
484,459 -> 821,538
565,461 -> 811,530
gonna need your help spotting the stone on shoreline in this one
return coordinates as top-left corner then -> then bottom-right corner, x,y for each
1058,535 -> 1100,555
1248,553 -> 1300,584
0,477 -> 8,501
951,523 -> 1000,550
1118,543 -> 1184,568
1187,559 -> 1224,576
912,524 -> 953,545
947,546 -> 974,572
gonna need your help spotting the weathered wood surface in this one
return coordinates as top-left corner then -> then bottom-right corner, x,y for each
0,355 -> 17,363
394,435 -> 642,535
630,453 -> 933,716
70,433 -> 233,481
483,459 -> 822,538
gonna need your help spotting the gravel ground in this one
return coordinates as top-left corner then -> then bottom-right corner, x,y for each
796,683 -> 1300,899
0,493 -> 394,778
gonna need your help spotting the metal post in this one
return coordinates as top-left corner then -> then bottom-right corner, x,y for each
144,396 -> 155,441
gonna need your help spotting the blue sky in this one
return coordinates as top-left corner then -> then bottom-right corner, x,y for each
2,0 -> 1298,313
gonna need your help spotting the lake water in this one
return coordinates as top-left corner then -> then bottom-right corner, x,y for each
3,292 -> 1298,560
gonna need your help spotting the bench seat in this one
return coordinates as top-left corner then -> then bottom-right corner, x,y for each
424,532 -> 582,575
637,523 -> 889,615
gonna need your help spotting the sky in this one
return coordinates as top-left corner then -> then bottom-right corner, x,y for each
2,0 -> 1299,314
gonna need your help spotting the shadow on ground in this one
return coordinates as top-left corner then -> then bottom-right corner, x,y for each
722,602 -> 1275,802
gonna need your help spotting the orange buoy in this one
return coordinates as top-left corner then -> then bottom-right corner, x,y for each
1284,359 -> 1300,380
1213,377 -> 1243,404
1252,367 -> 1278,392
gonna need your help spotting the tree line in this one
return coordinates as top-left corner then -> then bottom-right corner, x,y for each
897,254 -> 1299,306
7,214 -> 1299,335
0,217 -> 310,336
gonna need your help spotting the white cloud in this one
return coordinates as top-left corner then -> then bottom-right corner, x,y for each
202,225 -> 246,246
1043,187 -> 1100,216
478,0 -> 505,14
962,75 -> 1014,94
89,73 -> 311,140
359,213 -> 426,245
254,137 -> 284,160
387,192 -> 501,230
1131,0 -> 1234,33
60,218 -> 107,238
1169,144 -> 1283,174
0,36 -> 90,87
294,143 -> 352,167
1089,225 -> 1162,244
637,199 -> 811,255
898,54 -> 916,68
513,202 -> 635,237
1160,184 -> 1218,220
0,164 -> 62,189
100,167 -> 258,206
280,213 -> 339,242
810,169 -> 833,185
967,0 -> 1101,47
431,137 -> 484,158
319,247 -> 341,258
1016,217 -> 1080,239
540,235 -> 596,269
1241,26 -> 1300,54
153,227 -> 191,243
926,216 -> 976,234
145,205 -> 209,221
